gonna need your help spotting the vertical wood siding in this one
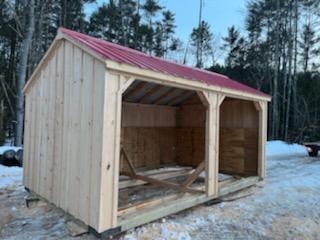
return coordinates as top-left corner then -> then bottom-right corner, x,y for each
23,40 -> 106,230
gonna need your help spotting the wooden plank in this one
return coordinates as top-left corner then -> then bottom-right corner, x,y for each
181,161 -> 205,188
218,176 -> 259,196
122,172 -> 204,194
258,101 -> 267,178
62,41 -> 73,211
117,190 -> 207,231
22,94 -> 30,187
205,92 -> 219,197
67,45 -> 82,217
167,90 -> 190,106
139,85 -> 163,103
39,58 -> 50,198
121,148 -> 137,176
123,81 -> 146,100
98,72 -> 121,231
53,41 -> 64,207
89,59 -> 106,229
33,75 -> 41,193
118,192 -> 184,216
46,50 -> 57,200
153,88 -> 177,104
78,52 -> 94,223
119,169 -> 192,189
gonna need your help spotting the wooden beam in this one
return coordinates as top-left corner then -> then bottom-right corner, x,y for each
167,90 -> 188,105
153,88 -> 177,105
197,91 -> 209,107
121,148 -> 137,176
119,169 -> 192,189
123,81 -> 146,100
120,77 -> 135,93
139,85 -> 164,103
181,161 -> 205,188
121,172 -> 203,194
118,194 -> 180,216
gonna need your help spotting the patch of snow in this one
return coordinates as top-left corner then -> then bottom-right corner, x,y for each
267,140 -> 306,157
177,231 -> 191,240
123,234 -> 137,240
0,164 -> 23,189
0,146 -> 22,155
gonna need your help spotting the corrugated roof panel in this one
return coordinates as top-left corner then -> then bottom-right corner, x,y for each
60,27 -> 270,98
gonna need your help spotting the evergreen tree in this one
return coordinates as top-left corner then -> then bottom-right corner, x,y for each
190,21 -> 213,68
222,26 -> 245,68
142,0 -> 162,27
88,1 -> 121,43
299,24 -> 317,73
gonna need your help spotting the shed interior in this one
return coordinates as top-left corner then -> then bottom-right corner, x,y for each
118,80 -> 207,212
118,80 -> 259,216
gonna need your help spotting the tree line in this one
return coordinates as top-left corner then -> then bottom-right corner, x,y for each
0,0 -> 319,145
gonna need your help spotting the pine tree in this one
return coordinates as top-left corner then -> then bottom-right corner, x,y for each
299,24 -> 317,73
222,26 -> 245,68
142,0 -> 162,27
190,21 -> 213,68
88,1 -> 121,42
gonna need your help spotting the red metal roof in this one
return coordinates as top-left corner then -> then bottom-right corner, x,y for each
60,27 -> 270,98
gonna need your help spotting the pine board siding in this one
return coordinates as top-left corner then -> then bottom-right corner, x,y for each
23,40 -> 106,230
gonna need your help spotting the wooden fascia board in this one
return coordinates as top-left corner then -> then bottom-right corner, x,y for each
105,60 -> 271,102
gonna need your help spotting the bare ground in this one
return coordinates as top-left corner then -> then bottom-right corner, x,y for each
1,153 -> 320,240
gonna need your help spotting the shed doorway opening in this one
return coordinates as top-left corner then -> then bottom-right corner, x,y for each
218,97 -> 259,190
118,80 -> 208,217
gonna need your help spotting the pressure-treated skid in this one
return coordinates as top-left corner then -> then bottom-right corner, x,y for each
22,28 -> 271,234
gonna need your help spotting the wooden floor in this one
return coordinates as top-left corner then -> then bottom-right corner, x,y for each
117,166 -> 259,231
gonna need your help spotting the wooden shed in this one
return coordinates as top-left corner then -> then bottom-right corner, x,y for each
22,28 -> 271,235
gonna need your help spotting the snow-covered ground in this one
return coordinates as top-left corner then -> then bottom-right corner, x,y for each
0,165 -> 22,189
266,140 -> 306,158
0,141 -> 320,239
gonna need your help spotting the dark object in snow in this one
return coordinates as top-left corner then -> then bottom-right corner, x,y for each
26,196 -> 40,208
0,149 -> 23,167
303,142 -> 320,157
89,226 -> 122,239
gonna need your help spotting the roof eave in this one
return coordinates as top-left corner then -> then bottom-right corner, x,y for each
105,60 -> 272,102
